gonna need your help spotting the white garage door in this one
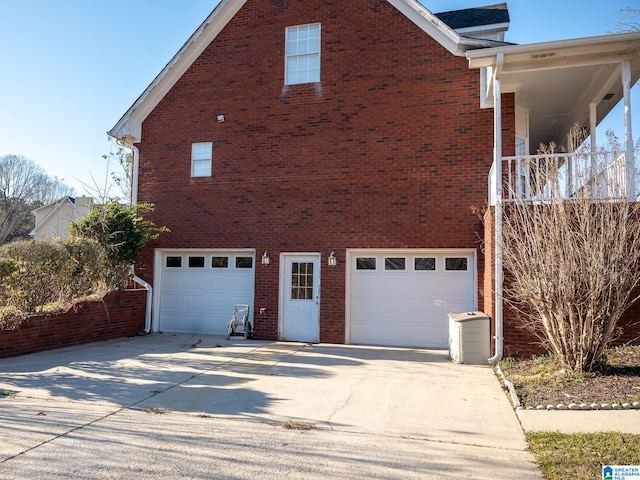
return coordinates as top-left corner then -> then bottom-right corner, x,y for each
156,250 -> 255,335
349,250 -> 475,348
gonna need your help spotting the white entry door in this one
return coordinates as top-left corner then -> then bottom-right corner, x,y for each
281,254 -> 320,342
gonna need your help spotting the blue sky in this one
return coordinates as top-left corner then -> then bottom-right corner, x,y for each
1,0 -> 638,195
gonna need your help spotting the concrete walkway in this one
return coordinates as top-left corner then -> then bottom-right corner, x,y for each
516,409 -> 640,434
0,334 -> 542,479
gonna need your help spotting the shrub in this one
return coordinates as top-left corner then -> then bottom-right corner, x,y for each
71,200 -> 167,288
63,237 -> 109,298
0,241 -> 73,313
0,305 -> 23,330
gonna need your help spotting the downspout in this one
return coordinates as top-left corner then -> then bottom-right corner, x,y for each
115,139 -> 152,333
488,53 -> 504,365
131,266 -> 152,334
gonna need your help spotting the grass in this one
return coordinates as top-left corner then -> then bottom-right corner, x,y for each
527,432 -> 640,479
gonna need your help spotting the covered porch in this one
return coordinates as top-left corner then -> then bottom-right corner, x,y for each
467,32 -> 640,204
466,32 -> 640,363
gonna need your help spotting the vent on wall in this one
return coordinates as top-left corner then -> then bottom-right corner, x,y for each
603,93 -> 615,101
530,52 -> 556,59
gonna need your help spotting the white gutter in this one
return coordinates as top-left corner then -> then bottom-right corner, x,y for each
488,53 -> 504,365
114,139 -> 153,333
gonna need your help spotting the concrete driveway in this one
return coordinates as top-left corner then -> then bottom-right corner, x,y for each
0,334 -> 541,479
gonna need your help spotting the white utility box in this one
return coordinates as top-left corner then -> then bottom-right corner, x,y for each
448,311 -> 490,365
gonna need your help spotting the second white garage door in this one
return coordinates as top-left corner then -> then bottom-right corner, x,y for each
348,250 -> 476,348
155,250 -> 255,335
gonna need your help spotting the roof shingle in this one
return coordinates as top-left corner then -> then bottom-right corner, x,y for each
434,3 -> 509,30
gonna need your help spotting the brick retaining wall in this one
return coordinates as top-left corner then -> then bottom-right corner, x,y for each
0,289 -> 146,359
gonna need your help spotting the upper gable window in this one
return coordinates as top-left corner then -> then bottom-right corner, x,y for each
285,23 -> 320,85
191,142 -> 212,177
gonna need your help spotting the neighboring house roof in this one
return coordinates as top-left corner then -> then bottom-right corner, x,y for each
108,0 -> 508,143
435,3 -> 509,30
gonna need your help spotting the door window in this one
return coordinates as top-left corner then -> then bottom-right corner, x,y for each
291,262 -> 314,300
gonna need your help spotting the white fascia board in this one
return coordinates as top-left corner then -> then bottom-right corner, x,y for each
109,0 -> 248,143
455,23 -> 510,37
386,0 -> 503,55
386,0 -> 463,56
466,31 -> 640,69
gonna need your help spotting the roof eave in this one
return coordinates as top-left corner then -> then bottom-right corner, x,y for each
466,31 -> 640,68
109,0 -> 248,143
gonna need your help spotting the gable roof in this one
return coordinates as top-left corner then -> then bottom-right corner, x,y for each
434,3 -> 509,30
108,0 -> 506,143
30,196 -> 77,238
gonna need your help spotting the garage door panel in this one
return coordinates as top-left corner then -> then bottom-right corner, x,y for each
158,251 -> 254,335
185,274 -> 208,291
350,276 -> 382,297
440,276 -> 474,297
183,294 -> 206,312
162,273 -> 185,290
350,251 -> 475,348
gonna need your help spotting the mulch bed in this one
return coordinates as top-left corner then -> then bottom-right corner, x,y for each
499,346 -> 640,408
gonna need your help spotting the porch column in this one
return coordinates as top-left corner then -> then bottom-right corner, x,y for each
623,60 -> 635,199
490,53 -> 504,363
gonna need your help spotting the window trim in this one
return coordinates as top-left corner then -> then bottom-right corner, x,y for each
191,142 -> 212,177
285,23 -> 321,85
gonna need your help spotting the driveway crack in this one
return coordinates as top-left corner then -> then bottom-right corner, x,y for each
326,376 -> 366,430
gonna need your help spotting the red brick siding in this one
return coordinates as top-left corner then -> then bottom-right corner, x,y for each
0,290 -> 146,359
134,0 -> 514,342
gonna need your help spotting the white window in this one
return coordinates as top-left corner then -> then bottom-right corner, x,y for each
191,142 -> 212,177
285,23 -> 320,85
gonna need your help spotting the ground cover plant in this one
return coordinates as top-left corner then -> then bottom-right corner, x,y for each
526,431 -> 640,480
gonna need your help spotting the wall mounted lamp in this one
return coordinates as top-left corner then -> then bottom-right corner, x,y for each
261,250 -> 270,265
328,251 -> 337,267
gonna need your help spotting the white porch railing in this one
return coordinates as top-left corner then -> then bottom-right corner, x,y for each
489,151 -> 631,204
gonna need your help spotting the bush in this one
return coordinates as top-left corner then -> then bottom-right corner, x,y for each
0,241 -> 74,313
0,305 -> 23,330
71,200 -> 167,289
63,237 -> 109,298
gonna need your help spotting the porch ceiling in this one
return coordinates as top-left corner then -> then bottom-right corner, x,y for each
467,33 -> 640,152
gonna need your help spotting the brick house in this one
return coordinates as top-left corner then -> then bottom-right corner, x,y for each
110,0 -> 640,356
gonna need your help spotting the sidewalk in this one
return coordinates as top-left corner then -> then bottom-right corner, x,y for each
516,409 -> 640,434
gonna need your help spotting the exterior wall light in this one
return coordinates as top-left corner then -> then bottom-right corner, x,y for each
261,250 -> 270,265
328,251 -> 337,267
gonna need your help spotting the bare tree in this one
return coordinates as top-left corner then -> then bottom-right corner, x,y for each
613,7 -> 640,32
0,154 -> 74,244
500,128 -> 640,372
83,140 -> 133,205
